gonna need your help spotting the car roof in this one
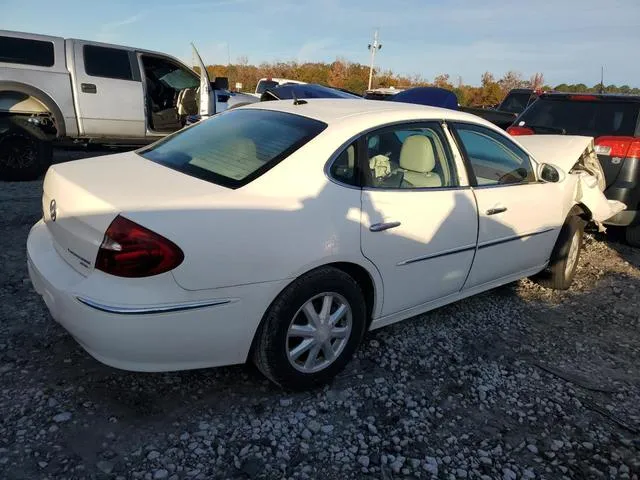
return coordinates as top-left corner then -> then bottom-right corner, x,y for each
241,98 -> 495,127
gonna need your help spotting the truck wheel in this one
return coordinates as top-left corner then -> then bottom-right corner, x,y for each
531,214 -> 585,290
625,224 -> 640,248
0,118 -> 52,181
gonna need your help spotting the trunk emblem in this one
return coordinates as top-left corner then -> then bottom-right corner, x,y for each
49,199 -> 57,222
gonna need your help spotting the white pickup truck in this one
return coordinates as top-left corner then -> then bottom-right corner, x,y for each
0,30 -> 229,180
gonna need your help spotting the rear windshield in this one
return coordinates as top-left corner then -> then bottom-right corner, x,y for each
518,98 -> 640,136
140,109 -> 327,188
256,80 -> 279,94
0,35 -> 54,67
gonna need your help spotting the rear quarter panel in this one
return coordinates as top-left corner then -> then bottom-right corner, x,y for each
125,126 -> 380,298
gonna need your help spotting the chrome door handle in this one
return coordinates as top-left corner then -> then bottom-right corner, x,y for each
370,221 -> 401,232
486,207 -> 507,215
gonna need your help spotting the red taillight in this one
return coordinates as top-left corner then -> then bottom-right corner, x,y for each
507,126 -> 534,136
568,94 -> 598,101
594,136 -> 640,158
95,215 -> 184,278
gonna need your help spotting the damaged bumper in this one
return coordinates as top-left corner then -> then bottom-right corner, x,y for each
573,171 -> 626,230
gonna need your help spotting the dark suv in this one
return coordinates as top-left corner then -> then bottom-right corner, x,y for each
508,93 -> 640,246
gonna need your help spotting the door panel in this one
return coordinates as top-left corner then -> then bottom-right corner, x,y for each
72,42 -> 145,138
464,183 -> 563,288
361,189 -> 478,316
450,122 -> 564,289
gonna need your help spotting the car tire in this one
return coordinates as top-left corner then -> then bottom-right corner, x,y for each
252,267 -> 367,390
0,117 -> 52,181
625,224 -> 640,248
532,214 -> 585,290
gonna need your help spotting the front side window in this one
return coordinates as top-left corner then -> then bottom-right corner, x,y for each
84,45 -> 133,81
453,124 -> 535,186
140,109 -> 327,188
0,35 -> 54,67
363,123 -> 457,189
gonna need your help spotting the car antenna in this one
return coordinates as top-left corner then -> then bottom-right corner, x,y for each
291,89 -> 307,105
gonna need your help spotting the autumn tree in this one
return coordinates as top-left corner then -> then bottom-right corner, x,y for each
433,73 -> 453,90
498,71 -> 524,94
528,72 -> 545,90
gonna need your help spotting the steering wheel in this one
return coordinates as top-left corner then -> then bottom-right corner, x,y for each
498,167 -> 528,185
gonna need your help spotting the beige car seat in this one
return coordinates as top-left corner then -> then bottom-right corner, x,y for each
399,135 -> 442,187
177,87 -> 198,116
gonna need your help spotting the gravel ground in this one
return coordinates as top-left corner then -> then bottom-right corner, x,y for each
1,150 -> 639,479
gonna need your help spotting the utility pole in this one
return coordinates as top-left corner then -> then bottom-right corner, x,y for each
367,29 -> 382,91
227,43 -> 231,66
599,65 -> 604,93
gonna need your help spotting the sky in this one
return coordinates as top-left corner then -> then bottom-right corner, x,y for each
4,0 -> 640,87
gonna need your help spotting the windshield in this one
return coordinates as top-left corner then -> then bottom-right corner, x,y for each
139,109 -> 327,188
518,98 -> 640,136
256,80 -> 279,94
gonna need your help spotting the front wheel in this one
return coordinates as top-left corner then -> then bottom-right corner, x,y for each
252,267 -> 367,390
532,214 -> 585,290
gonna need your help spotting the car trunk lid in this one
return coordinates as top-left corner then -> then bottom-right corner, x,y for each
42,151 -> 228,275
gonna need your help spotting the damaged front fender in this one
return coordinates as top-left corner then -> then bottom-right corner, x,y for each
572,172 -> 626,229
516,134 -> 626,229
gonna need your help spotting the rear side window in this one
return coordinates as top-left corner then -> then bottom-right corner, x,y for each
84,45 -> 133,80
0,35 -> 54,67
140,109 -> 327,188
518,98 -> 640,137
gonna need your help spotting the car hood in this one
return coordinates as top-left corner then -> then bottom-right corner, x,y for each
517,135 -> 606,190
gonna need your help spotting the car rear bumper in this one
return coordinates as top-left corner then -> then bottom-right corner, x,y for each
27,220 -> 283,372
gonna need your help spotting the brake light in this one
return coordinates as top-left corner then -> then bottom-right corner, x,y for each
594,136 -> 640,159
568,95 -> 598,101
507,126 -> 534,136
95,215 -> 184,278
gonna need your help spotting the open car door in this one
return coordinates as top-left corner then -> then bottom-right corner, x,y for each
191,43 -> 214,118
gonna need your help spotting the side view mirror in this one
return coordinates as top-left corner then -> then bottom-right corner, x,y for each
211,77 -> 229,90
539,163 -> 564,183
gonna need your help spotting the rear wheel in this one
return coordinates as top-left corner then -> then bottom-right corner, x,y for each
532,214 -> 585,290
0,117 -> 52,181
252,267 -> 367,390
625,224 -> 640,248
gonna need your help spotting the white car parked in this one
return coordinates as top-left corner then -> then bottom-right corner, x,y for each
26,99 -> 624,389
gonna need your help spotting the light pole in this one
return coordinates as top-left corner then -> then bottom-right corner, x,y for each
367,29 -> 382,91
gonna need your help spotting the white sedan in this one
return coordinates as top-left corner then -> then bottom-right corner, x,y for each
26,99 -> 624,389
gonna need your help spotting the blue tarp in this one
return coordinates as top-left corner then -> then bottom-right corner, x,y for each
390,87 -> 459,110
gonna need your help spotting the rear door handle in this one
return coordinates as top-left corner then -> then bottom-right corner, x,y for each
81,83 -> 97,94
486,207 -> 507,215
370,221 -> 401,232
